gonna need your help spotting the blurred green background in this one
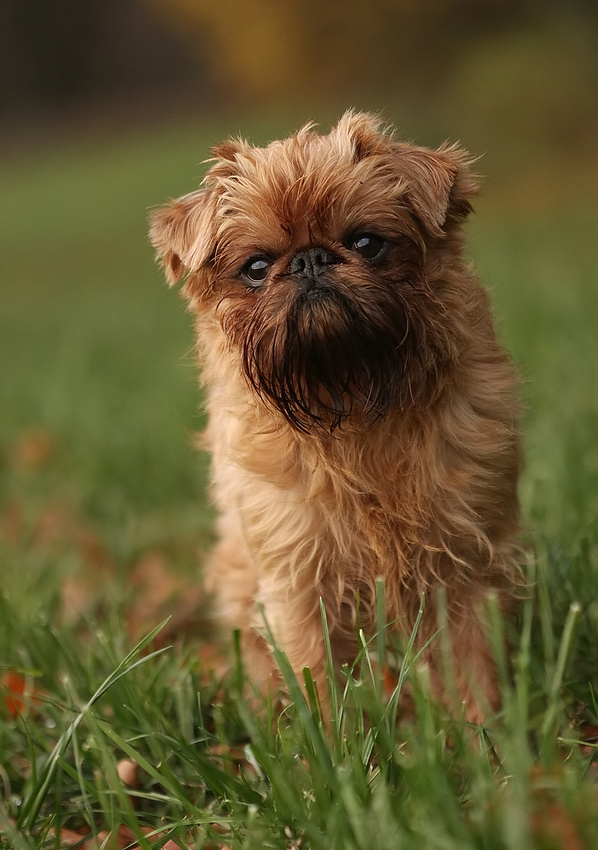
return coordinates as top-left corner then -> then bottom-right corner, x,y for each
1,0 -> 597,622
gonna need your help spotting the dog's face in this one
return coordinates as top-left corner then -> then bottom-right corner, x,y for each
150,112 -> 477,431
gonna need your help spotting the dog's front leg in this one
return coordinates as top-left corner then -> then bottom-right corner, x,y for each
258,589 -> 331,713
432,601 -> 502,726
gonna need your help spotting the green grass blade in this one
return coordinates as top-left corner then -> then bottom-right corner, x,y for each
17,622 -> 172,831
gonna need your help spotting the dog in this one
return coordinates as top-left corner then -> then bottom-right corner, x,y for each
150,111 -> 521,723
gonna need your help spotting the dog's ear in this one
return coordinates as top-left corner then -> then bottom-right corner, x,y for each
393,142 -> 479,238
334,112 -> 478,237
149,188 -> 217,286
333,110 -> 387,162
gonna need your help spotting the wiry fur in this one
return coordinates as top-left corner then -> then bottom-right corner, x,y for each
150,111 -> 522,721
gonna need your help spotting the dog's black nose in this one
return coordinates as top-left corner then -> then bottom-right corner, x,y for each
287,247 -> 339,281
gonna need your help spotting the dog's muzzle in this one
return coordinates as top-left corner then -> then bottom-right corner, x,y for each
287,247 -> 341,295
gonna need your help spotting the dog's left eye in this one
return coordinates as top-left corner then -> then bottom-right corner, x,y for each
242,256 -> 272,285
349,233 -> 387,262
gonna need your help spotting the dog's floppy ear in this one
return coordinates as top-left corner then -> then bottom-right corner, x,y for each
149,188 -> 217,286
333,110 -> 387,162
393,142 -> 479,238
335,112 -> 478,237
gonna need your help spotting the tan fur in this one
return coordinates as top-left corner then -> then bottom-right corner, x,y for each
150,112 -> 522,722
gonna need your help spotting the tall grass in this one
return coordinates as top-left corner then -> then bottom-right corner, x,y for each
1,118 -> 597,847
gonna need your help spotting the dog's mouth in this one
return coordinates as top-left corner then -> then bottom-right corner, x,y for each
297,282 -> 331,302
239,277 -> 423,432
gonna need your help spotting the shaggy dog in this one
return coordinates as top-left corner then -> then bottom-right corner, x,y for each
150,111 -> 521,722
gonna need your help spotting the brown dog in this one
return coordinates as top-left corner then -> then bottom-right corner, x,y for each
150,111 -> 521,722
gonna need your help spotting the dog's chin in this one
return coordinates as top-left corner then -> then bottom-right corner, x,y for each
239,282 -> 420,432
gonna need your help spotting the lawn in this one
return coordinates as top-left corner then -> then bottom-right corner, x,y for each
1,116 -> 598,848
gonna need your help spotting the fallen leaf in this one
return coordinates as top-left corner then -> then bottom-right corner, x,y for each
61,574 -> 99,623
127,552 -> 203,642
530,800 -> 584,850
528,765 -> 597,850
50,827 -> 91,847
1,500 -> 23,543
11,428 -> 56,470
32,504 -> 73,548
87,825 -> 152,849
1,670 -> 42,717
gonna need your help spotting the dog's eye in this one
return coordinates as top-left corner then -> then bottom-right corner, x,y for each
350,233 -> 386,262
242,256 -> 271,285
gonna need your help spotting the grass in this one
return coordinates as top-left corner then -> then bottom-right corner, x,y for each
1,115 -> 598,848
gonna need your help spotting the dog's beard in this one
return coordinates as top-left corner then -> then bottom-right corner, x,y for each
229,275 -> 427,432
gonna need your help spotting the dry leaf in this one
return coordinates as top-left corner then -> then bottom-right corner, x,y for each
1,671 -> 42,717
127,552 -> 202,641
530,800 -> 584,850
1,500 -> 23,543
11,428 -> 56,470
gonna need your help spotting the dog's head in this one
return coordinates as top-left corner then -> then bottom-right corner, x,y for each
150,111 -> 478,431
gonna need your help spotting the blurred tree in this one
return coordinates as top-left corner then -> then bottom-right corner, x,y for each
0,0 -> 596,170
446,12 -> 598,157
147,0 -> 535,102
0,0 -> 203,120
146,0 -> 598,167
147,0 -> 306,98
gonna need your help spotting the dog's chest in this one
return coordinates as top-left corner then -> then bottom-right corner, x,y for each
238,448 -> 418,583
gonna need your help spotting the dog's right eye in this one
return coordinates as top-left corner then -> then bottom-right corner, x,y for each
242,256 -> 271,286
349,233 -> 387,262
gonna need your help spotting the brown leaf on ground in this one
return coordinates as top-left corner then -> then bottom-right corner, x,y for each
45,810 -> 193,847
32,504 -> 74,548
1,500 -> 74,550
47,827 -> 91,847
51,829 -> 91,850
94,825 -> 192,849
578,724 -> 598,748
530,800 -> 585,850
61,574 -> 100,623
43,825 -> 140,850
126,551 -> 206,644
60,526 -> 115,623
81,824 -> 156,849
10,428 -> 57,470
1,671 -> 43,717
196,643 -> 229,681
77,526 -> 114,574
382,663 -> 399,700
528,765 -> 597,850
1,500 -> 23,543
209,742 -> 253,776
